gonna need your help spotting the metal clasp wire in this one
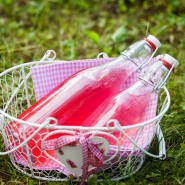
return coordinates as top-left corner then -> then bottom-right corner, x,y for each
121,45 -> 159,72
120,52 -> 140,67
138,77 -> 156,87
138,63 -> 174,93
154,63 -> 174,92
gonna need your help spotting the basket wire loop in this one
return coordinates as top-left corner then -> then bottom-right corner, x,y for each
97,52 -> 109,59
40,50 -> 56,61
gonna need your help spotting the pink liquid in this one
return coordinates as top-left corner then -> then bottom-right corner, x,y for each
8,61 -> 134,167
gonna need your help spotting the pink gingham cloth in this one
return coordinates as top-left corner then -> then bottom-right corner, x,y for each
31,58 -> 113,101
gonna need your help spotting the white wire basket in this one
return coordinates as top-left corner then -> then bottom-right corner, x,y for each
0,51 -> 170,183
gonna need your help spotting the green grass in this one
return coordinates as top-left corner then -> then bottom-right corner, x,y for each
0,0 -> 185,184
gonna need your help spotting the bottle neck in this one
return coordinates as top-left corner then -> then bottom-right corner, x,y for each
127,61 -> 169,96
